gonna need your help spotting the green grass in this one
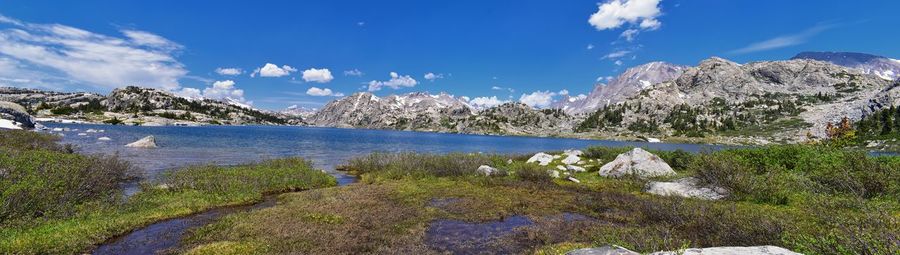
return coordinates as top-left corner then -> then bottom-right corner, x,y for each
181,145 -> 899,255
0,130 -> 336,254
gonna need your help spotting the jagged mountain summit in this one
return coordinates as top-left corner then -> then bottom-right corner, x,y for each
554,61 -> 687,114
576,56 -> 894,141
792,51 -> 900,80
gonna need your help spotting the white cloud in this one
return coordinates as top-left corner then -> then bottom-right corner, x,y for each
0,14 -> 187,90
424,72 -> 444,81
588,0 -> 662,31
729,23 -> 835,54
367,72 -> 418,91
215,67 -> 243,76
519,91 -> 557,108
491,86 -> 515,93
343,69 -> 363,76
177,80 -> 250,105
603,50 -> 632,59
301,68 -> 334,83
614,60 -> 623,66
586,44 -> 595,50
558,89 -> 570,96
252,63 -> 297,77
305,86 -> 340,96
620,29 -> 639,41
469,96 -> 508,108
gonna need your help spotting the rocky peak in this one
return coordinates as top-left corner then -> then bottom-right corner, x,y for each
556,61 -> 686,114
792,51 -> 900,80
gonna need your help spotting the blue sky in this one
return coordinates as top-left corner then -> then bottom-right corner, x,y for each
0,0 -> 898,110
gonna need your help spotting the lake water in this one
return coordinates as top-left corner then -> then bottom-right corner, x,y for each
44,123 -> 726,179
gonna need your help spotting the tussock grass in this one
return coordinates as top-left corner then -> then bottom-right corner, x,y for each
0,130 -> 336,254
184,146 -> 899,255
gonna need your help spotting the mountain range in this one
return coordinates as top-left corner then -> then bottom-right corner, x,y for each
2,51 -> 898,145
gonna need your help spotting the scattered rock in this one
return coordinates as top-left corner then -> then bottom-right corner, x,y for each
77,133 -> 87,136
569,245 -> 801,255
598,148 -> 675,178
645,177 -> 726,200
566,245 -> 639,255
561,154 -> 581,165
126,135 -> 158,148
567,177 -> 581,183
506,159 -> 513,164
556,165 -> 567,171
476,165 -> 499,176
548,170 -> 560,178
566,165 -> 586,172
527,152 -> 554,166
52,127 -> 64,132
98,137 -> 112,141
646,137 -> 662,143
86,129 -> 98,133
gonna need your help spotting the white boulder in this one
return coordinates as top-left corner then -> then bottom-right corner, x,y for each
650,246 -> 802,255
566,165 -> 586,172
548,170 -> 560,178
563,149 -> 583,156
566,245 -> 638,255
598,148 -> 675,178
527,152 -> 554,166
476,165 -> 499,176
561,154 -> 581,165
567,177 -> 581,183
646,137 -> 662,143
556,165 -> 567,171
645,177 -> 726,200
126,135 -> 158,148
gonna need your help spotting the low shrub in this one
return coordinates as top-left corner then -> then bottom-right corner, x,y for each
0,130 -> 71,152
511,162 -> 552,183
346,152 -> 502,178
164,157 -> 336,195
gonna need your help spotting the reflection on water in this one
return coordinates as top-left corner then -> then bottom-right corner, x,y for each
44,123 -> 726,179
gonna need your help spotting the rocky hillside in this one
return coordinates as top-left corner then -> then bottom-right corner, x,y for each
0,86 -> 286,126
554,62 -> 686,114
792,51 -> 900,80
309,92 -> 575,136
576,57 -> 894,142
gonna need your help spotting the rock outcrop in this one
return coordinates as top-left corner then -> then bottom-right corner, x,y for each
0,101 -> 35,129
126,135 -> 158,148
645,177 -> 726,200
792,51 -> 900,80
527,152 -> 554,166
598,148 -> 675,178
568,245 -> 801,255
554,62 -> 687,114
476,165 -> 499,176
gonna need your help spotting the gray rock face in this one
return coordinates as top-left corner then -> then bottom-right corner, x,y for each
599,148 -> 675,178
0,101 -> 35,129
793,51 -> 900,80
649,245 -> 802,255
106,86 -> 285,125
555,62 -> 687,114
646,177 -> 726,200
126,135 -> 158,148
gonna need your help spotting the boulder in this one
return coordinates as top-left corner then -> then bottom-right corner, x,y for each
649,246 -> 802,255
548,170 -> 560,178
566,245 -> 639,255
476,165 -> 498,176
563,149 -> 584,156
0,101 -> 35,129
556,165 -> 567,171
126,135 -> 158,148
567,176 -> 581,183
567,165 -> 586,172
598,148 -> 675,178
645,177 -> 726,200
561,154 -> 581,165
646,137 -> 662,143
527,152 -> 554,166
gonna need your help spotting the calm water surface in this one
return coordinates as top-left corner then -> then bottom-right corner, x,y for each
45,123 -> 726,178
